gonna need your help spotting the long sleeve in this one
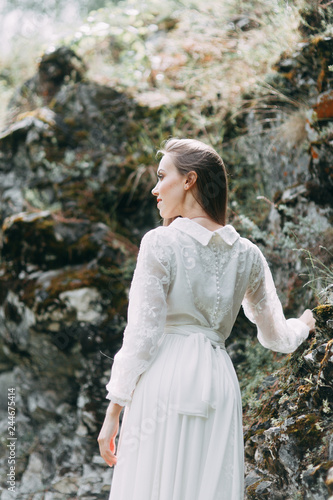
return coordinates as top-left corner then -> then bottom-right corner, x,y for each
242,246 -> 310,354
105,229 -> 172,406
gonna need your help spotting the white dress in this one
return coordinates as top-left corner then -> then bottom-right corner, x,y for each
105,217 -> 309,500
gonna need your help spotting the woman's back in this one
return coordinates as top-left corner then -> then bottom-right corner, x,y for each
161,217 -> 258,341
99,138 -> 313,500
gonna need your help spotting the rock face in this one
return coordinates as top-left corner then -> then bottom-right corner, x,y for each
0,47 -> 162,499
225,24 -> 333,500
243,305 -> 333,500
0,12 -> 333,500
7,47 -> 87,122
224,32 -> 333,319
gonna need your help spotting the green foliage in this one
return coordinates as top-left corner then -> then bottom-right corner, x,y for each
235,338 -> 286,408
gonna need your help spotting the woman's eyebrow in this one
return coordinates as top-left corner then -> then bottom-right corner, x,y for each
157,168 -> 166,175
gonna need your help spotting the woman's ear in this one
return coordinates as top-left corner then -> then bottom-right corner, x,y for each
185,171 -> 198,190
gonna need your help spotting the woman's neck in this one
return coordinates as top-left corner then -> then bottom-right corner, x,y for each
187,215 -> 224,231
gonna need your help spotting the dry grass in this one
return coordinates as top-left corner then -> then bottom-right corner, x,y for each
0,0 -> 304,132
275,108 -> 310,149
165,0 -> 302,107
79,0 -> 304,148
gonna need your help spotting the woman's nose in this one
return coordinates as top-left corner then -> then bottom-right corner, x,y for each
151,184 -> 158,196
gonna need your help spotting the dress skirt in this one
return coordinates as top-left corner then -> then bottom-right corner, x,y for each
108,331 -> 244,500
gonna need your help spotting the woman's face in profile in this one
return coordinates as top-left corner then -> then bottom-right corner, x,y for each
151,154 -> 186,219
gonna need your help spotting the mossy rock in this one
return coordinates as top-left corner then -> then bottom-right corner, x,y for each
244,301 -> 333,498
272,35 -> 333,99
1,210 -> 139,273
313,304 -> 333,329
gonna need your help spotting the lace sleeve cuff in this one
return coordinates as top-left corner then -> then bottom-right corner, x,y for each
105,390 -> 129,407
257,318 -> 310,354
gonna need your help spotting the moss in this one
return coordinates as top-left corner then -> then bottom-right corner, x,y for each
286,414 -> 323,453
32,265 -> 129,314
246,480 -> 265,498
313,304 -> 333,329
244,298 -> 333,497
1,6 -> 332,496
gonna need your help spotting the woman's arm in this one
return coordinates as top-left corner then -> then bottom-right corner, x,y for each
98,229 -> 172,466
242,246 -> 314,353
105,229 -> 172,405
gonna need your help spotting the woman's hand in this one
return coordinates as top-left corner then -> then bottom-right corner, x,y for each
298,309 -> 316,331
98,402 -> 123,467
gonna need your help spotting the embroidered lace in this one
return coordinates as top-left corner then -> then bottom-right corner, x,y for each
106,218 -> 309,406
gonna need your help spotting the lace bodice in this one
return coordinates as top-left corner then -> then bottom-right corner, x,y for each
106,217 -> 309,406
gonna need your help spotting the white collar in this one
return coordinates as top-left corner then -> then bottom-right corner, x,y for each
170,218 -> 240,246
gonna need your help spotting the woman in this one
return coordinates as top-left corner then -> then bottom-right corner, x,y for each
98,138 -> 315,500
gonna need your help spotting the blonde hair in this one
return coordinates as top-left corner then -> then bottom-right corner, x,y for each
157,138 -> 228,226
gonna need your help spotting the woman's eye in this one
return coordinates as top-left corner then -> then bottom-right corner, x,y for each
157,175 -> 163,181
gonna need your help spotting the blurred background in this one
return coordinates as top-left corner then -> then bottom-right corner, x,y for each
0,0 -> 333,498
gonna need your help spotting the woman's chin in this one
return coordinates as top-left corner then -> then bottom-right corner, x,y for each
160,211 -> 173,220
158,206 -> 179,219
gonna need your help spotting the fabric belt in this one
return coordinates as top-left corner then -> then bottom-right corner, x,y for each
163,325 -> 229,418
164,324 -> 226,350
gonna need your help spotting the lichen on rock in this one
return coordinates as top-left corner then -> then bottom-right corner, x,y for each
0,1 -> 333,497
243,305 -> 333,499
